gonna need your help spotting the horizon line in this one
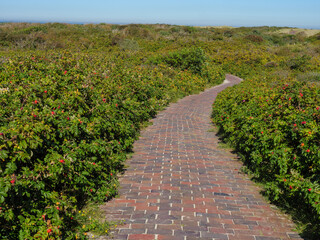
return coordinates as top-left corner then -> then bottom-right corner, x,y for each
1,19 -> 319,30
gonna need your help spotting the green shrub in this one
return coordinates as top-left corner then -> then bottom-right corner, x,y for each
297,72 -> 320,82
212,76 -> 320,236
286,55 -> 311,71
18,25 -> 48,34
182,26 -> 197,34
244,34 -> 264,43
150,47 -> 206,75
223,30 -> 234,37
1,22 -> 319,239
0,48 -> 217,239
118,39 -> 140,51
265,34 -> 285,46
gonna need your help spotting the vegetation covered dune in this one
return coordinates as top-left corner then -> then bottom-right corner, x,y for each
0,23 -> 319,239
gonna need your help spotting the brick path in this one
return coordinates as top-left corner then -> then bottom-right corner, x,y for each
101,75 -> 302,240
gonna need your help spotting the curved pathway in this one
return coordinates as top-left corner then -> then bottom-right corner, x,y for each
102,75 -> 302,240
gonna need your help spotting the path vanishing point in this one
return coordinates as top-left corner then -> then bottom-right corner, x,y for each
101,75 -> 303,240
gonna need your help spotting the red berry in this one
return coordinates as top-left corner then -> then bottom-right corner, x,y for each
44,90 -> 47,93
59,159 -> 65,163
289,186 -> 293,189
10,179 -> 15,184
309,188 -> 312,192
64,70 -> 67,75
307,149 -> 310,153
47,229 -> 52,233
115,104 -> 118,107
67,117 -> 70,120
34,100 -> 38,104
51,111 -> 55,115
110,173 -> 113,176
261,131 -> 263,134
90,189 -> 93,192
0,133 -> 3,136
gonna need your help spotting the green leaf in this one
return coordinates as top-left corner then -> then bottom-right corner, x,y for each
20,140 -> 27,149
0,150 -> 9,159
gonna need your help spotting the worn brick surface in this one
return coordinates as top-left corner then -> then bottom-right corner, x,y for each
101,75 -> 303,240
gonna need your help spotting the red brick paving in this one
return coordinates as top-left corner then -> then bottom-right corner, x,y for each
101,75 -> 303,240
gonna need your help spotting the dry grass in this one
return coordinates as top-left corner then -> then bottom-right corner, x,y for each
276,28 -> 320,37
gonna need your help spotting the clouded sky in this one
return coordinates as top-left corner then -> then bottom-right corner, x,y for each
1,0 -> 319,29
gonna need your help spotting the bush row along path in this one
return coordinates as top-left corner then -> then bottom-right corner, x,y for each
101,75 -> 303,240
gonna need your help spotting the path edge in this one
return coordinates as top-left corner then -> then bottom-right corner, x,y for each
223,74 -> 243,84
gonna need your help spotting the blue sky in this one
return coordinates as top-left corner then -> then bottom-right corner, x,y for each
1,0 -> 319,29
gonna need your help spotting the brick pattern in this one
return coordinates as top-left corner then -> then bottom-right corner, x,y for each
101,75 -> 302,240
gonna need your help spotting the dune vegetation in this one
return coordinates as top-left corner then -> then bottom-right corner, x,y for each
0,22 -> 319,239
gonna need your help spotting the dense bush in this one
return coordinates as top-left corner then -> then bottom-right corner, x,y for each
150,47 -> 206,75
209,26 -> 320,238
284,55 -> 311,71
244,34 -> 264,43
297,72 -> 320,82
0,50 -> 211,239
212,75 -> 320,235
0,22 -> 319,238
